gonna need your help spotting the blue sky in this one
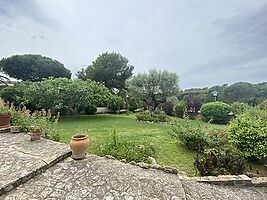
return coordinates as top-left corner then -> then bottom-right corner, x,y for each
0,0 -> 266,88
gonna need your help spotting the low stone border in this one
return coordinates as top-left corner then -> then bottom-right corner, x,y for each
104,155 -> 267,187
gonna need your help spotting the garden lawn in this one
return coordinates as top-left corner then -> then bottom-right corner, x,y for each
55,114 -> 224,175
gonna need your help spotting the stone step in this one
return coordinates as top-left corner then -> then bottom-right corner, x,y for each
0,133 -> 71,196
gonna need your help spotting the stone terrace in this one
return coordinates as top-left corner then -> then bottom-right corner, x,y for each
0,132 -> 266,199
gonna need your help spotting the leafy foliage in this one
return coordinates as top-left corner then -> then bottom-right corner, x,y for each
0,98 -> 11,115
0,54 -> 71,81
200,101 -> 231,124
128,97 -> 138,111
194,148 -> 245,176
161,96 -> 178,116
228,108 -> 267,160
107,95 -> 124,112
231,102 -> 250,116
77,52 -> 134,92
11,106 -> 60,141
174,101 -> 187,118
136,110 -> 171,123
170,120 -> 228,151
223,82 -> 258,105
96,130 -> 155,163
1,78 -> 117,115
258,99 -> 267,110
127,69 -> 179,111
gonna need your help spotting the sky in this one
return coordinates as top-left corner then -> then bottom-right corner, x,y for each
0,0 -> 266,89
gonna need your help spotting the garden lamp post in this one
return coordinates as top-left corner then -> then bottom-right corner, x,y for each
211,91 -> 219,102
126,94 -> 129,110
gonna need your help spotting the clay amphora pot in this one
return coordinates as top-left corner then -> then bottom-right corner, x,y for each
70,134 -> 89,160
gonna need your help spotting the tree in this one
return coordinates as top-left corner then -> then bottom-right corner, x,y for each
77,52 -> 134,92
0,54 -> 71,81
223,82 -> 258,105
127,69 -> 179,111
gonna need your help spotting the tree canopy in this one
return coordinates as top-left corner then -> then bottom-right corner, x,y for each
0,54 -> 71,81
77,52 -> 134,92
0,78 -> 117,115
127,69 -> 179,111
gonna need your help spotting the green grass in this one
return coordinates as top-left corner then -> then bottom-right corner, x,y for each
55,114 -> 224,175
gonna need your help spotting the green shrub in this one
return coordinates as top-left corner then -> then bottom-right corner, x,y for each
11,106 -> 60,141
194,147 -> 245,176
174,101 -> 187,118
231,102 -> 250,115
228,108 -> 267,160
107,96 -> 124,112
170,120 -> 228,151
128,98 -> 138,111
171,121 -> 207,150
258,99 -> 267,110
96,130 -> 155,163
84,105 -> 97,115
135,111 -> 171,123
200,101 -> 231,124
162,101 -> 174,116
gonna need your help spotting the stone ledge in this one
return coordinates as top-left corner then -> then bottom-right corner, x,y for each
187,175 -> 267,187
103,155 -> 267,187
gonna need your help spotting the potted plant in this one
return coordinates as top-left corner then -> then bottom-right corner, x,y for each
70,134 -> 89,160
29,125 -> 43,141
0,99 -> 11,128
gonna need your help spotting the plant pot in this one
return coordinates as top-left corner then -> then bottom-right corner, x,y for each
0,113 -> 11,128
30,130 -> 42,141
70,134 -> 89,160
11,126 -> 21,133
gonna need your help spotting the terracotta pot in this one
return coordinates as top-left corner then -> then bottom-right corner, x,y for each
70,134 -> 89,160
30,130 -> 42,141
0,114 -> 11,128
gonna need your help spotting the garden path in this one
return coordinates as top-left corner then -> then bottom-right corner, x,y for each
0,132 -> 266,199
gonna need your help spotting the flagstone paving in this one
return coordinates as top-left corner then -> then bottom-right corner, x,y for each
0,132 -> 71,195
0,132 -> 266,199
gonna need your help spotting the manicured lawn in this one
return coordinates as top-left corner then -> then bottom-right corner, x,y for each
55,114 -> 224,175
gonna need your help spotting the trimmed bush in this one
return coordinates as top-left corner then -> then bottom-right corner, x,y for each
200,101 -> 231,124
228,108 -> 267,160
174,101 -> 187,118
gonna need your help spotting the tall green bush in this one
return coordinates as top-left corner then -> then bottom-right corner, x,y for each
174,101 -> 187,118
200,101 -> 231,124
228,108 -> 267,160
